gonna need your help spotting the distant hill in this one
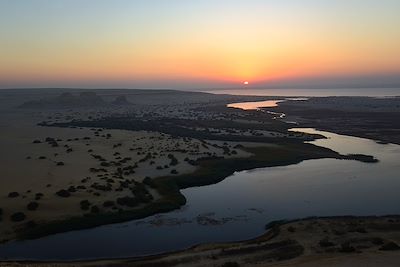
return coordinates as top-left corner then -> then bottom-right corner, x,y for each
112,95 -> 132,105
19,92 -> 106,109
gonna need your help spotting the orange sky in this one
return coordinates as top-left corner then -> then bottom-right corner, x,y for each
1,1 -> 399,88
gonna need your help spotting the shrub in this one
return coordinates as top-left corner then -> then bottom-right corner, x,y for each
380,242 -> 400,251
339,243 -> 356,253
100,162 -> 110,167
8,192 -> 19,198
143,177 -> 155,187
91,205 -> 100,214
168,154 -> 179,166
103,201 -> 115,207
26,220 -> 37,228
319,238 -> 335,247
116,196 -> 138,207
80,200 -> 91,210
56,161 -> 65,166
68,186 -> 76,192
35,192 -> 44,200
11,212 -> 26,222
27,201 -> 39,211
55,189 -> 71,197
50,141 -> 59,147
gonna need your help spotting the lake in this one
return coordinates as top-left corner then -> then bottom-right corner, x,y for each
0,124 -> 400,260
227,100 -> 283,110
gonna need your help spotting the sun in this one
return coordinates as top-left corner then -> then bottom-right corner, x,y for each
243,81 -> 249,85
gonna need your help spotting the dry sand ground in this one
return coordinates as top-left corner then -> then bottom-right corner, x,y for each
1,216 -> 400,267
0,108 -> 253,242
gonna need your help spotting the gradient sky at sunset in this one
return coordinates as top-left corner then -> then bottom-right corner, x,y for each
1,0 -> 399,89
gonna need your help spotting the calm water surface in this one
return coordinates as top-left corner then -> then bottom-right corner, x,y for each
0,129 -> 399,260
227,100 -> 283,110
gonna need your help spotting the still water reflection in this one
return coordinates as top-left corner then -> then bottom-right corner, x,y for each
227,100 -> 283,110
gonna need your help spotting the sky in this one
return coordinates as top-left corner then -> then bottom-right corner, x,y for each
0,0 -> 399,89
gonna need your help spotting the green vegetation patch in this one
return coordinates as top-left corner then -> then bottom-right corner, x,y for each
15,142 -> 376,241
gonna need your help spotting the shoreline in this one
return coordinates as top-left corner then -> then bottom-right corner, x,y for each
2,215 -> 400,266
10,143 -> 376,243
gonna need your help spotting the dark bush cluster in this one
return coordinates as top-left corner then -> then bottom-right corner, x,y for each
319,238 -> 335,248
116,196 -> 138,207
113,143 -> 122,148
168,154 -> 179,166
380,242 -> 400,251
45,137 -> 59,147
121,165 -> 136,175
27,201 -> 39,211
80,200 -> 91,210
81,177 -> 91,183
68,186 -> 77,193
91,182 -> 112,192
55,189 -> 71,198
339,242 -> 356,253
91,205 -> 100,214
89,167 -> 107,173
8,192 -> 19,198
143,177 -> 156,188
103,201 -> 115,208
35,192 -> 44,200
139,153 -> 153,163
131,183 -> 153,203
11,212 -> 26,222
